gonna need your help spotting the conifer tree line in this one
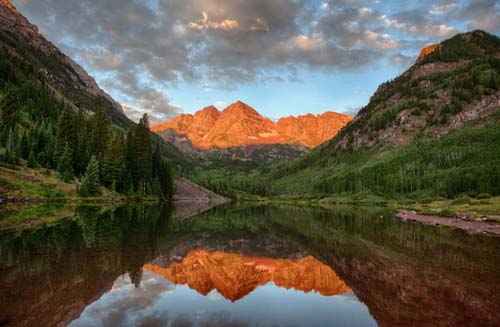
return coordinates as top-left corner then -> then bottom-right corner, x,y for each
0,55 -> 174,200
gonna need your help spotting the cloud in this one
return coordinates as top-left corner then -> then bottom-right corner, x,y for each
11,0 -> 500,120
188,12 -> 240,31
382,9 -> 458,38
430,1 -> 459,16
70,272 -> 174,327
455,0 -> 500,32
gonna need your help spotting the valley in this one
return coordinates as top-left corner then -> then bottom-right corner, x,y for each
0,1 -> 500,326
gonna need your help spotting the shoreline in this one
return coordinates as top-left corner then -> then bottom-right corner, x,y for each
232,194 -> 500,236
397,210 -> 500,236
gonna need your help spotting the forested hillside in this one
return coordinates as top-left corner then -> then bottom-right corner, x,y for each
0,54 -> 174,199
0,1 -> 199,200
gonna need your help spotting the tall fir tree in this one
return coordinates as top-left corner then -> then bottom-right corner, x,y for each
79,155 -> 100,197
134,114 -> 153,194
27,148 -> 38,168
58,143 -> 74,182
19,132 -> 30,159
74,109 -> 90,176
90,107 -> 111,161
55,109 -> 77,160
158,160 -> 174,200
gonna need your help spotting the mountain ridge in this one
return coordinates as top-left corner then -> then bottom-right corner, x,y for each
152,101 -> 352,150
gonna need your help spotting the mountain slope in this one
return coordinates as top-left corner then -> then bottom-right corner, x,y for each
329,30 -> 500,151
0,0 -> 189,169
268,30 -> 500,198
152,101 -> 352,150
0,0 -> 127,126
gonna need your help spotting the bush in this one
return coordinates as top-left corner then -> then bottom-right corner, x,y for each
476,193 -> 492,199
451,196 -> 472,205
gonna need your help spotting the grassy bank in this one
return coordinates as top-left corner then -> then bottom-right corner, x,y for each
0,165 -> 160,206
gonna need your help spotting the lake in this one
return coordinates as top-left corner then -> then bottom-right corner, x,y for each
1,204 -> 499,327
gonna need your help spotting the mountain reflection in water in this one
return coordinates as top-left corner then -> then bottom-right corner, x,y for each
71,252 -> 369,327
0,204 -> 499,327
144,250 -> 351,301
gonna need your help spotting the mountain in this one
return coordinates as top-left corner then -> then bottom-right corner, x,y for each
0,0 -> 200,203
0,0 -> 190,170
329,30 -> 500,151
152,101 -> 352,151
144,250 -> 350,302
262,30 -> 500,198
0,0 -> 127,126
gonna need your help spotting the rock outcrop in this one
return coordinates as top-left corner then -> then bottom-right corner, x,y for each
417,44 -> 440,62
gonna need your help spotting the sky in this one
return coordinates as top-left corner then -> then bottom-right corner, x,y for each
13,0 -> 500,122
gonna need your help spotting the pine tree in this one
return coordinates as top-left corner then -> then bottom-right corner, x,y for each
79,155 -> 100,197
124,128 -> 138,191
4,128 -> 18,164
58,143 -> 74,182
152,141 -> 161,180
19,133 -> 30,159
158,160 -> 174,200
55,109 -> 78,161
27,148 -> 38,168
90,107 -> 111,161
0,92 -> 19,130
74,109 -> 90,176
134,114 -> 153,194
100,133 -> 123,187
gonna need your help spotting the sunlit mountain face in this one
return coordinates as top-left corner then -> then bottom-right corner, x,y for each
151,101 -> 352,150
11,0 -> 500,122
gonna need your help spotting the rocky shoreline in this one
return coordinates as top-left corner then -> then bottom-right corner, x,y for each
397,210 -> 500,236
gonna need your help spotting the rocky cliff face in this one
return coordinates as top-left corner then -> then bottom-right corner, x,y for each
0,0 -> 128,126
417,44 -> 440,62
144,250 -> 351,302
152,101 -> 352,150
276,111 -> 352,148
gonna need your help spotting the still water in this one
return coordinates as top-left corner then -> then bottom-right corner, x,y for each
1,204 -> 499,327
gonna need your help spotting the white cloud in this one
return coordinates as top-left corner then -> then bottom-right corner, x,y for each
189,12 -> 240,31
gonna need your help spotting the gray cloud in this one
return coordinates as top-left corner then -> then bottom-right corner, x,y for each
455,0 -> 500,32
12,0 -> 500,120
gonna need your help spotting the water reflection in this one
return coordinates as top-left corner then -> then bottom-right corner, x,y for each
144,250 -> 351,300
0,204 -> 499,326
70,269 -> 373,327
